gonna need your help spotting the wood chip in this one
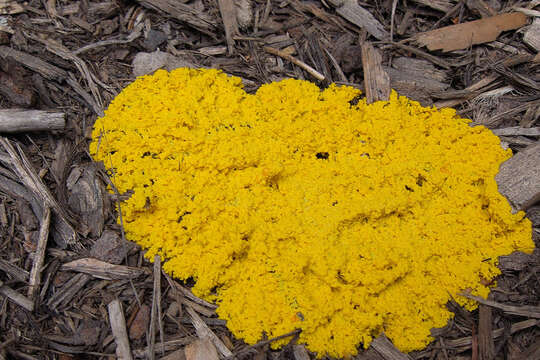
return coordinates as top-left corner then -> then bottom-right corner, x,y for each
108,299 -> 133,360
185,306 -> 234,358
46,273 -> 91,310
361,42 -> 390,104
495,143 -> 540,212
414,12 -> 529,52
185,338 -> 219,360
326,0 -> 388,40
371,334 -> 413,360
0,109 -> 64,133
0,258 -> 29,283
461,293 -> 540,318
412,0 -> 456,12
523,18 -> 540,52
0,0 -> 24,14
61,258 -> 148,280
0,46 -> 67,81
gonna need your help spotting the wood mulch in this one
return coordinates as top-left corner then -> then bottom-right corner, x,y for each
0,0 -> 539,359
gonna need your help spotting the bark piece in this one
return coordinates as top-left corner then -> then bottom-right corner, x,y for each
478,305 -> 495,360
66,164 -> 105,238
523,18 -> 540,52
326,0 -> 388,40
526,205 -> 540,227
0,281 -> 34,311
361,42 -> 390,104
461,293 -> 540,318
90,230 -> 131,265
0,70 -> 35,107
185,338 -> 219,360
0,109 -> 65,133
495,143 -> 540,212
385,57 -> 449,106
492,127 -> 540,137
108,299 -> 133,360
414,12 -> 528,52
498,251 -> 534,271
46,273 -> 90,310
371,334 -> 413,360
129,304 -> 150,340
0,46 -> 67,81
0,258 -> 29,282
235,0 -> 252,29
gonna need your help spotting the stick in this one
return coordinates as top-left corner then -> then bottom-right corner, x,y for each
186,306 -> 234,358
263,46 -> 325,81
0,109 -> 65,133
27,206 -> 51,303
108,299 -> 133,360
0,280 -> 34,312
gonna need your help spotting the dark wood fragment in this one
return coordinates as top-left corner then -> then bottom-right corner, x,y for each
0,46 -> 67,81
478,304 -> 495,360
0,258 -> 29,283
218,0 -> 238,54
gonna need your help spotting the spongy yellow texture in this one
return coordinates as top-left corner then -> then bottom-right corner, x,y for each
91,68 -> 533,358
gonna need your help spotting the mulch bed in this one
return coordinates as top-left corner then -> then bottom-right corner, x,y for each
0,0 -> 539,359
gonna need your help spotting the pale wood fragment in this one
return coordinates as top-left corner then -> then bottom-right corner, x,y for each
218,0 -> 239,54
361,43 -> 390,104
132,337 -> 193,358
371,335 -> 413,360
27,206 -> 50,302
0,281 -> 34,311
523,18 -> 540,52
186,306 -> 234,358
495,143 -> 540,212
61,258 -> 149,280
108,299 -> 133,360
0,0 -> 24,14
149,255 -> 164,359
0,109 -> 64,133
0,46 -> 67,81
414,13 -> 528,52
185,338 -> 219,360
135,0 -> 217,37
492,127 -> 540,137
326,0 -> 388,40
412,0 -> 455,12
293,345 -> 310,360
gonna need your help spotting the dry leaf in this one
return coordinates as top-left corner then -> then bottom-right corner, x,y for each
415,12 -> 528,52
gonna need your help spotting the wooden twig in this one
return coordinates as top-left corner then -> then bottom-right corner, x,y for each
478,305 -> 495,360
149,255 -> 164,359
108,299 -> 133,360
0,259 -> 29,283
361,42 -> 390,104
263,46 -> 325,81
492,127 -> 540,137
0,280 -> 34,312
460,293 -> 540,318
0,109 -> 65,133
46,273 -> 91,310
186,306 -> 234,358
0,46 -> 66,81
27,206 -> 50,303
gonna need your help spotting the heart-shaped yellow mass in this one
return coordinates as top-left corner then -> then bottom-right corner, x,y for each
91,68 -> 533,358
